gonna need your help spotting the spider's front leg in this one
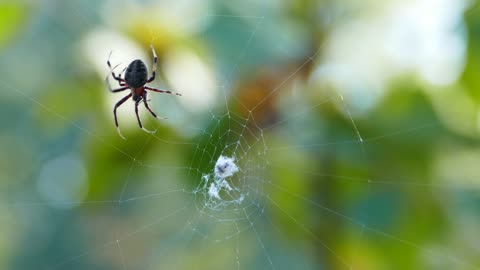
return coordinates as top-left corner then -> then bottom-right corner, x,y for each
105,76 -> 128,93
107,51 -> 126,86
147,45 -> 157,83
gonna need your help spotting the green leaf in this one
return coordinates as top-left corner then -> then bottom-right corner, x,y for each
0,4 -> 28,47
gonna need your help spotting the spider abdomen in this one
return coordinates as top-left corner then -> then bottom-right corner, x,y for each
125,59 -> 148,88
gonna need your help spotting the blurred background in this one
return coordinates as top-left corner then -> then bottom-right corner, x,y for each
1,0 -> 480,269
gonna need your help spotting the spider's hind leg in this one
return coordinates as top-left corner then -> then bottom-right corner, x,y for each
145,86 -> 182,96
113,93 -> 132,140
135,100 -> 157,134
143,92 -> 167,120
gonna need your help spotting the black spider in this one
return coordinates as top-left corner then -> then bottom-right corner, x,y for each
106,45 -> 181,139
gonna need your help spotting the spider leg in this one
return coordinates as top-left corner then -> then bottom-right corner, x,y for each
143,92 -> 167,120
145,86 -> 182,96
115,67 -> 127,86
147,45 -> 157,83
105,75 -> 129,92
135,100 -> 157,134
107,51 -> 125,84
113,93 -> 132,140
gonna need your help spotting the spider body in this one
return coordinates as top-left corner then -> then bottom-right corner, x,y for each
125,59 -> 148,88
106,45 -> 181,139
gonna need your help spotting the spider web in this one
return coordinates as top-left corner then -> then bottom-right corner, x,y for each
1,1 -> 479,270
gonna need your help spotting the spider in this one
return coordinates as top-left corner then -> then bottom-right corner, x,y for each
106,45 -> 181,139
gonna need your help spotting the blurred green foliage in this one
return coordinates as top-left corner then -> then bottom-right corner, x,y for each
0,4 -> 27,48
